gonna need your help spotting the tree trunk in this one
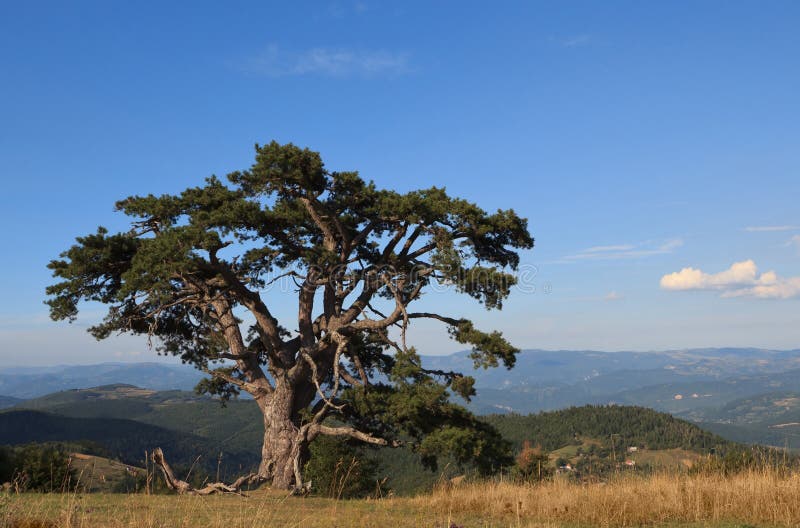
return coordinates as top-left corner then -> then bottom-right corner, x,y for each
257,384 -> 311,490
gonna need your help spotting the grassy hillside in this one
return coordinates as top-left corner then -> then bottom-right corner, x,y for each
0,410 -> 258,478
69,453 -> 145,493
7,470 -> 800,527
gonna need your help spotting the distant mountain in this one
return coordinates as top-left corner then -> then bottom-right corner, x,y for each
4,348 -> 799,400
461,353 -> 800,416
425,348 -> 800,391
695,391 -> 800,425
597,368 -> 800,415
0,362 -> 202,398
672,391 -> 800,449
0,395 -> 22,409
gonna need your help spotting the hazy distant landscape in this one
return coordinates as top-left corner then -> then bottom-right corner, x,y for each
4,347 -> 800,449
4,346 -> 800,494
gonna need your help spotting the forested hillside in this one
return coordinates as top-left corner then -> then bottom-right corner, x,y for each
484,405 -> 730,452
0,410 -> 259,478
0,389 -> 741,494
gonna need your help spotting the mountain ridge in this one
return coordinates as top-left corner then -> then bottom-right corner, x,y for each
4,347 -> 800,400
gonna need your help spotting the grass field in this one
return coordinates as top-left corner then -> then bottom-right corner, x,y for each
3,469 -> 798,527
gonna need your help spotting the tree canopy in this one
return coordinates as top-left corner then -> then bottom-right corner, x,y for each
46,141 -> 534,490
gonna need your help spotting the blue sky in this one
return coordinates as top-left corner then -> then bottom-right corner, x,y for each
1,1 -> 799,366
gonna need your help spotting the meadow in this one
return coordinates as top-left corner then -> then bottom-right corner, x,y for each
3,469 -> 799,528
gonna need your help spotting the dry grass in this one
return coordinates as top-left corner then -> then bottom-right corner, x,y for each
3,469 -> 798,527
417,469 -> 800,527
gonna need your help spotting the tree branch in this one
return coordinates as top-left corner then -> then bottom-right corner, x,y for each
407,312 -> 462,326
201,366 -> 273,395
299,197 -> 338,251
312,425 -> 400,447
151,448 -> 264,495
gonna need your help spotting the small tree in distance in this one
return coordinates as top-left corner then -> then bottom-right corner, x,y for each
515,441 -> 551,482
46,141 -> 534,491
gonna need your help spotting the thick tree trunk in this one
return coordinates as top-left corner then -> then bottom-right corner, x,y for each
257,383 -> 312,490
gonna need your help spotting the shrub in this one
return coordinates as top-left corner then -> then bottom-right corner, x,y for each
303,436 -> 380,499
10,444 -> 74,492
513,441 -> 551,482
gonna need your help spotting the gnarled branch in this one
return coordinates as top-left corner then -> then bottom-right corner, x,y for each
151,447 -> 264,495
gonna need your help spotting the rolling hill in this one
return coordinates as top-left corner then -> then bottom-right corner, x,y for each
14,384 -> 264,456
2,384 -> 742,489
483,405 -> 736,475
0,409 -> 259,478
484,405 -> 730,453
0,362 -> 202,399
6,346 -> 800,479
0,395 -> 22,409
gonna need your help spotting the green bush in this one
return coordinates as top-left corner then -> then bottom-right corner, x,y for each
7,444 -> 75,492
303,436 -> 380,499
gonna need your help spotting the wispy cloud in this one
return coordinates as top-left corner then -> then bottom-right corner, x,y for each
583,244 -> 636,253
241,45 -> 410,77
562,239 -> 683,262
568,290 -> 625,302
661,260 -> 800,299
561,34 -> 591,48
744,225 -> 799,232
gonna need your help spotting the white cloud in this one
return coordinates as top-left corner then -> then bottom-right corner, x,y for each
788,235 -> 800,252
563,239 -> 683,261
660,260 -> 800,299
604,291 -> 624,301
583,244 -> 636,253
744,225 -> 799,232
242,45 -> 410,77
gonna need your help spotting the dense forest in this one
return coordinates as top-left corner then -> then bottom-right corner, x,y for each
483,405 -> 731,452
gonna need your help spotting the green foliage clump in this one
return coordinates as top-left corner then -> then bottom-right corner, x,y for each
303,436 -> 379,499
0,444 -> 74,492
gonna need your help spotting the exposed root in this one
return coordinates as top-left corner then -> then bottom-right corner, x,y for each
151,448 -> 265,495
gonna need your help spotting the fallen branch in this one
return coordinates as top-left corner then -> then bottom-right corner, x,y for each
151,447 -> 264,495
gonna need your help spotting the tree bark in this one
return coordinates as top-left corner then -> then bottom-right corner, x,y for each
257,382 -> 312,490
